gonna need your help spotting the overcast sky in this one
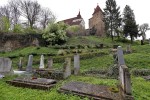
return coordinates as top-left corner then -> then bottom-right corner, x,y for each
0,0 -> 150,39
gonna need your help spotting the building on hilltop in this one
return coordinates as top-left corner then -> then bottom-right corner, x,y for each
59,11 -> 85,29
89,4 -> 105,36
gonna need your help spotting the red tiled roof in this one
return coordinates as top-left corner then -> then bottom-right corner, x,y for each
92,5 -> 102,15
60,11 -> 83,26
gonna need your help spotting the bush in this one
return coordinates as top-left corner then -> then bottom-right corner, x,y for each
132,69 -> 150,76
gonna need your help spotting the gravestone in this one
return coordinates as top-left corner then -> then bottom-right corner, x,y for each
117,46 -> 125,66
39,55 -> 44,69
7,77 -> 57,90
0,57 -> 12,74
126,45 -> 131,54
149,38 -> 150,45
18,57 -> 23,71
26,55 -> 33,72
119,65 -> 133,99
47,57 -> 53,69
59,81 -> 120,100
74,54 -> 80,75
63,58 -> 71,79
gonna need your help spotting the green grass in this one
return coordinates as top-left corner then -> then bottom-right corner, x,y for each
0,75 -> 150,100
0,75 -> 117,100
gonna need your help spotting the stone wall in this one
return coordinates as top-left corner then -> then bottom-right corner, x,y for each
0,33 -> 46,52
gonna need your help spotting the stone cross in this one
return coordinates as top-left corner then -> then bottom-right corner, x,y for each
63,58 -> 71,79
47,57 -> 53,69
39,55 -> 44,69
74,54 -> 80,75
18,57 -> 23,71
26,55 -> 33,72
0,57 -> 12,74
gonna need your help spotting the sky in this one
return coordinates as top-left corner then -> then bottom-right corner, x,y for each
0,0 -> 150,39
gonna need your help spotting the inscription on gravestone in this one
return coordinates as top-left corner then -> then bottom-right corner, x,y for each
26,55 -> 33,72
39,55 -> 44,69
74,54 -> 80,75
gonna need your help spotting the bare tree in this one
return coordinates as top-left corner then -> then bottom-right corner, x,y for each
19,0 -> 41,28
139,23 -> 149,41
9,0 -> 21,27
40,7 -> 56,29
0,5 -> 12,22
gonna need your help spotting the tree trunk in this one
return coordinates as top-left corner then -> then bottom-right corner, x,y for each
130,35 -> 133,44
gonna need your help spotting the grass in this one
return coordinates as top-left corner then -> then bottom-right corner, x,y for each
0,36 -> 150,99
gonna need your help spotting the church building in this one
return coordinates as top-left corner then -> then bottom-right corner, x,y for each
89,4 -> 105,36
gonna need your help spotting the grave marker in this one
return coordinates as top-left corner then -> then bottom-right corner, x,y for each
26,55 -> 33,72
39,55 -> 44,69
74,54 -> 80,75
47,57 -> 53,69
0,57 -> 12,74
63,58 -> 71,79
18,57 -> 23,71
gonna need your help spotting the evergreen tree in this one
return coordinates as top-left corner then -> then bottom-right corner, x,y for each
123,5 -> 138,43
103,0 -> 122,41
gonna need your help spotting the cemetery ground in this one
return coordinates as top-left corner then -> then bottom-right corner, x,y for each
0,36 -> 150,100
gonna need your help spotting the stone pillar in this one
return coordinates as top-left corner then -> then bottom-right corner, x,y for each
63,58 -> 71,79
26,55 -> 33,72
47,57 -> 53,69
18,57 -> 23,71
74,54 -> 80,75
39,55 -> 44,69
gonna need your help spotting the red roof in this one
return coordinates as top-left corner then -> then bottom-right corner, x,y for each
60,11 -> 83,26
92,5 -> 102,15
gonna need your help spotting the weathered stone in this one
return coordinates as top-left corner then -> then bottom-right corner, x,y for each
32,38 -> 39,47
7,78 -> 57,90
18,57 -> 23,71
126,45 -> 131,54
119,65 -> 133,99
63,58 -> 71,79
39,55 -> 44,69
0,57 -> 12,74
74,54 -> 80,75
59,81 -> 120,100
26,55 -> 33,72
47,57 -> 53,69
117,46 -> 125,66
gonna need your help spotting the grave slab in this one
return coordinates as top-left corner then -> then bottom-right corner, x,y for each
59,81 -> 120,100
6,77 -> 56,90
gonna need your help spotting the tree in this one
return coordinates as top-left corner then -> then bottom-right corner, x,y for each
139,23 -> 149,41
0,16 -> 10,32
9,0 -> 21,27
42,22 -> 68,45
40,7 -> 56,29
19,0 -> 41,29
103,0 -> 122,41
123,5 -> 138,43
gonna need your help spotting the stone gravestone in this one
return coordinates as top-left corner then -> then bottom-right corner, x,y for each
26,55 -> 33,73
63,58 -> 71,79
117,46 -> 125,66
0,57 -> 12,75
126,45 -> 131,54
18,57 -> 23,71
74,54 -> 80,75
39,55 -> 44,69
47,57 -> 53,69
119,65 -> 133,99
